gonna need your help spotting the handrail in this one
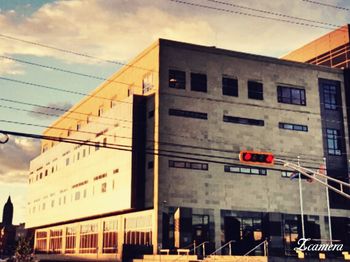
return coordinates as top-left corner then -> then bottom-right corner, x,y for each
243,240 -> 268,256
171,241 -> 208,261
207,240 -> 234,257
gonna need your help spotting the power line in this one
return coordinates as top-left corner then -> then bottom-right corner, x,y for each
0,55 -> 146,90
0,98 -> 132,124
301,0 -> 350,11
0,33 -> 154,71
0,129 -> 322,172
0,76 -> 135,105
206,0 -> 341,28
0,118 -> 328,165
169,0 -> 336,30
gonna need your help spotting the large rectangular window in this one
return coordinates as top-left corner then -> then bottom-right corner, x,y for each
49,230 -> 62,254
169,109 -> 208,120
223,115 -> 264,126
277,86 -> 306,105
65,227 -> 76,254
79,224 -> 98,253
224,165 -> 266,176
279,122 -> 308,132
35,231 -> 48,253
191,73 -> 207,92
248,81 -> 263,100
326,128 -> 341,155
169,69 -> 186,89
222,77 -> 238,97
323,84 -> 338,110
103,221 -> 118,253
169,160 -> 208,171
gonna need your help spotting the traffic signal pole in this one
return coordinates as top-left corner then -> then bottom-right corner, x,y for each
275,158 -> 350,200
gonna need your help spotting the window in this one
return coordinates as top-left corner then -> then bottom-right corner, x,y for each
143,73 -> 154,94
222,77 -> 238,97
87,114 -> 92,124
323,84 -> 338,110
169,160 -> 208,170
111,100 -> 117,109
224,165 -> 266,175
248,81 -> 263,100
223,115 -> 264,126
98,106 -> 104,117
80,224 -> 98,253
49,230 -> 63,253
103,221 -> 118,253
77,121 -> 83,131
66,227 -> 76,254
169,69 -> 186,89
101,182 -> 107,193
277,86 -> 306,105
191,73 -> 207,92
75,191 -> 80,201
95,142 -> 100,151
279,122 -> 308,132
326,128 -> 341,155
169,109 -> 207,120
66,158 -> 70,166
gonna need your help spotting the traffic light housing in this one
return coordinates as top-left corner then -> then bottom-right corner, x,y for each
239,151 -> 275,166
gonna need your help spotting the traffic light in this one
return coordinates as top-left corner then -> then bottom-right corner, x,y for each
239,151 -> 275,166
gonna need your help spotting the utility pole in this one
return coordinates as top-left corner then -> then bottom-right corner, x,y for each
297,156 -> 305,239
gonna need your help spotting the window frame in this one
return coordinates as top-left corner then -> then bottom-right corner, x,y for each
277,86 -> 306,106
222,77 -> 238,97
248,81 -> 263,100
169,69 -> 186,89
326,128 -> 342,156
279,122 -> 308,132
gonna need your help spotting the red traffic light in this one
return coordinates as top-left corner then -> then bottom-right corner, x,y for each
239,151 -> 275,166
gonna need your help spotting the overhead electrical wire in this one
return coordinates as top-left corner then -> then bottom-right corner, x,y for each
301,0 -> 350,11
0,33 -> 154,72
168,0 -> 336,30
0,129 -> 323,172
206,0 -> 341,28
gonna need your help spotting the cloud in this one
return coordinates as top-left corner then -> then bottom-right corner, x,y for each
0,136 -> 40,183
28,101 -> 72,119
0,0 -> 346,72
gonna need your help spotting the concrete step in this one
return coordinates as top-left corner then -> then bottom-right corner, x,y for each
140,254 -> 198,261
204,255 -> 267,262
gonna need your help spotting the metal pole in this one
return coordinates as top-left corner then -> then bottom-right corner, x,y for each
323,157 -> 332,244
229,241 -> 232,256
298,156 -> 305,239
203,242 -> 206,257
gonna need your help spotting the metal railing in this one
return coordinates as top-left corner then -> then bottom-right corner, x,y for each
171,241 -> 208,261
243,239 -> 268,256
204,240 -> 234,260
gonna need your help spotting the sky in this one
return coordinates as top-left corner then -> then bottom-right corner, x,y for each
0,0 -> 349,224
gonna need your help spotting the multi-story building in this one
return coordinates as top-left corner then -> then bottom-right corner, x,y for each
26,39 -> 350,261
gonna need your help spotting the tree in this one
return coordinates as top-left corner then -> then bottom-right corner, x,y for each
14,237 -> 34,262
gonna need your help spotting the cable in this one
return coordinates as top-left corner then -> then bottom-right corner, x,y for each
0,98 -> 132,124
0,118 -> 329,166
0,76 -> 136,105
169,0 -> 336,30
0,129 -> 321,172
206,0 -> 341,28
0,33 -> 155,72
301,0 -> 350,11
0,55 -> 146,90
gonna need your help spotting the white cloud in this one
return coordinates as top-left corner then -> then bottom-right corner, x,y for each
0,0 -> 346,71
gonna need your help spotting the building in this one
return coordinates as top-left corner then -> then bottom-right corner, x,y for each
0,196 -> 16,257
282,24 -> 350,69
27,39 -> 350,261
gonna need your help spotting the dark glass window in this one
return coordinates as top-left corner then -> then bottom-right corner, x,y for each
169,70 -> 186,89
222,77 -> 238,97
223,115 -> 264,126
169,109 -> 207,120
283,214 -> 300,255
224,165 -> 266,176
191,73 -> 207,92
323,84 -> 338,110
169,160 -> 208,171
277,86 -> 306,105
248,81 -> 263,100
326,128 -> 341,155
279,122 -> 308,132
